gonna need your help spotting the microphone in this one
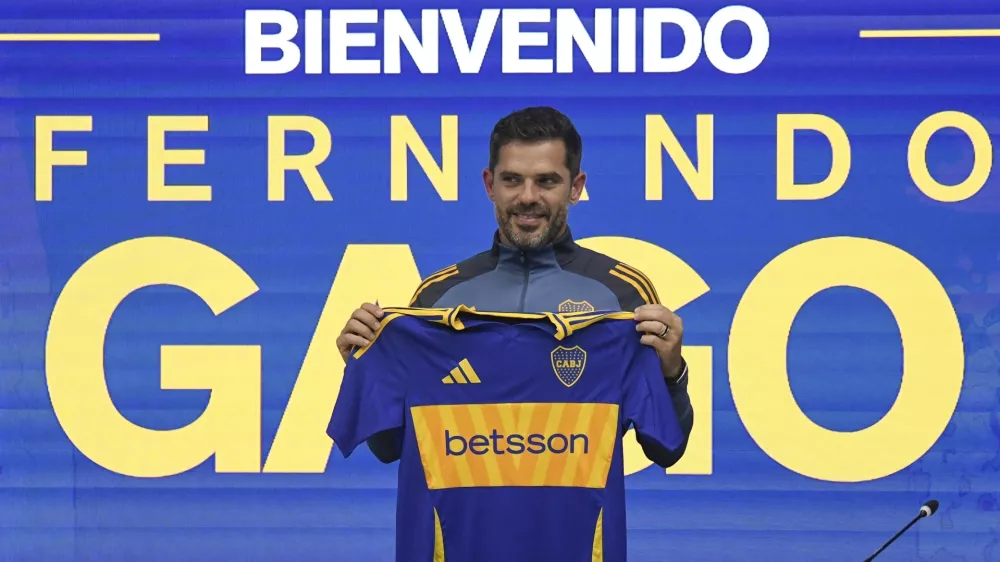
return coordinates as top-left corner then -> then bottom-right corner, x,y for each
862,499 -> 938,561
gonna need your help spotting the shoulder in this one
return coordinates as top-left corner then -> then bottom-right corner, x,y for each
350,308 -> 458,375
560,244 -> 661,310
409,250 -> 497,308
350,311 -> 421,361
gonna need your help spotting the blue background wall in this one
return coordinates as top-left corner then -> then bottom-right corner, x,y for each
2,1 -> 999,560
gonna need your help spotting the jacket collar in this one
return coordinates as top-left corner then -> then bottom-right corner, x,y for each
489,227 -> 579,270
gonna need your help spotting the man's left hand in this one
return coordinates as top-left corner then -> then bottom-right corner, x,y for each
634,304 -> 684,381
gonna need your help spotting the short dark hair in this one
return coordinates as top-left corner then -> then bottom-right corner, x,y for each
488,107 -> 583,179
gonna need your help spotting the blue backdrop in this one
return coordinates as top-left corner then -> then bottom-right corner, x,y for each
2,0 -> 999,560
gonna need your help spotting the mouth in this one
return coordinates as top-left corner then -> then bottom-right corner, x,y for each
511,213 -> 547,228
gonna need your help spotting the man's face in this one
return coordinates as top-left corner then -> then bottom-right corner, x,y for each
484,140 -> 586,250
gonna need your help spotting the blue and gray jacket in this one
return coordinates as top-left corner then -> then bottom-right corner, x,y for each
368,228 -> 694,468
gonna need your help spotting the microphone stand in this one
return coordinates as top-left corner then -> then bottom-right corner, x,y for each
862,511 -> 927,561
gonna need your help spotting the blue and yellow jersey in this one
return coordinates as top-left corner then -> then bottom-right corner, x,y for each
328,305 -> 685,562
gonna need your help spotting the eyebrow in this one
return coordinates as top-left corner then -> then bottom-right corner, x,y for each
497,170 -> 564,180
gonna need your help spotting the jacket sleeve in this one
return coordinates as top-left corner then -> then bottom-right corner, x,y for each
636,359 -> 694,468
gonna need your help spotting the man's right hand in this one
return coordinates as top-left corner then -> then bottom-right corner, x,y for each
336,302 -> 384,362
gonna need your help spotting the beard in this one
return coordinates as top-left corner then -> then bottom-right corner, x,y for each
496,201 -> 569,251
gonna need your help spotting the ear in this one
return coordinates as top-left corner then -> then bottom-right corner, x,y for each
483,168 -> 495,201
569,171 -> 587,204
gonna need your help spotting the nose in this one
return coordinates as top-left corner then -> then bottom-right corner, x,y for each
516,181 -> 542,204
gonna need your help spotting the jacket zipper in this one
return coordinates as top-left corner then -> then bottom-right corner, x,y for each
517,251 -> 529,312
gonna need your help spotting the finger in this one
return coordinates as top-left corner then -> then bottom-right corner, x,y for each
639,334 -> 671,348
633,304 -> 674,322
360,301 -> 384,318
352,309 -> 382,332
632,305 -> 656,321
653,308 -> 682,330
338,333 -> 370,350
667,309 -> 682,325
635,320 -> 667,334
665,312 -> 683,334
638,326 -> 678,345
346,318 -> 378,340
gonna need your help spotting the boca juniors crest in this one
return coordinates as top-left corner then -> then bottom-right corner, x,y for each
558,299 -> 596,313
550,346 -> 587,387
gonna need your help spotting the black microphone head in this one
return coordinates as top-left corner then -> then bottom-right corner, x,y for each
921,499 -> 939,517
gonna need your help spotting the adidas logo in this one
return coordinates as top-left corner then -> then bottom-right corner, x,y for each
442,359 -> 481,385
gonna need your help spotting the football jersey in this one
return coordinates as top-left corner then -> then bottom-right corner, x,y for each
327,305 -> 685,562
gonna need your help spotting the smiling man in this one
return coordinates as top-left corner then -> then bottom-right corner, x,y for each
336,106 -> 694,467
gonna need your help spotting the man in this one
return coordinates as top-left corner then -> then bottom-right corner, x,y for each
336,106 -> 693,467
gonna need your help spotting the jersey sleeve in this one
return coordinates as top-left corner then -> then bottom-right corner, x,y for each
622,337 -> 686,452
327,321 -> 407,458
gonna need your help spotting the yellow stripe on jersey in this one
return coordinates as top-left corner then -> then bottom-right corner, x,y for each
546,312 -> 569,340
383,306 -> 451,315
382,305 -> 641,339
592,508 -> 604,562
374,306 -> 633,342
438,306 -> 570,337
446,306 -> 464,330
563,311 -> 634,324
409,265 -> 460,306
563,311 -> 634,336
381,305 -> 563,337
433,507 -> 445,562
410,402 -> 620,490
610,263 -> 660,305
